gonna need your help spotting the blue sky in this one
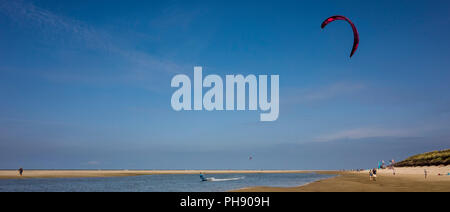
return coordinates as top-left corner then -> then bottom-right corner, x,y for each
0,0 -> 449,169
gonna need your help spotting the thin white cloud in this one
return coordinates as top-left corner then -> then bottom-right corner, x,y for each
315,128 -> 417,142
0,0 -> 186,84
303,82 -> 365,102
86,161 -> 100,166
0,0 -> 99,44
315,123 -> 450,142
282,81 -> 366,105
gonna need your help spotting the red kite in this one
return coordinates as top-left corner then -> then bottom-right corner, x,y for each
321,15 -> 359,58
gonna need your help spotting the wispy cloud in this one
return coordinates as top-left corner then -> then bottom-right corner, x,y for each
315,127 -> 418,142
0,0 -> 101,45
86,161 -> 100,166
282,81 -> 366,105
0,0 -> 187,88
315,123 -> 450,142
302,82 -> 366,102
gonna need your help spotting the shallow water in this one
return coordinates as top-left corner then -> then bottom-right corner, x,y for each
0,172 -> 334,192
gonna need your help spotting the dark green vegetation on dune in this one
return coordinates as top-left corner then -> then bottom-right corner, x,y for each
395,149 -> 450,167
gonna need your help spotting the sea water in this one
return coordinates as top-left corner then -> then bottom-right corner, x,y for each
0,172 -> 334,192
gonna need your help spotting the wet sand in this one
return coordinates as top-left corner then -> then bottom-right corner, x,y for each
0,170 -> 312,179
233,166 -> 450,192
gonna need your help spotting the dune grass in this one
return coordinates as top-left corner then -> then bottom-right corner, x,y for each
395,149 -> 450,167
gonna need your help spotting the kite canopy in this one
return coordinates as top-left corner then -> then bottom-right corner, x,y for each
321,15 -> 359,58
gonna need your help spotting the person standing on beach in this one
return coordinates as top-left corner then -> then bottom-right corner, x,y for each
18,168 -> 23,176
372,168 -> 377,181
424,169 -> 427,179
369,170 -> 373,181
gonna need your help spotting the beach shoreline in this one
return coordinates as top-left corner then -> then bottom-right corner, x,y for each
2,167 -> 449,192
0,169 -> 316,179
232,166 -> 450,192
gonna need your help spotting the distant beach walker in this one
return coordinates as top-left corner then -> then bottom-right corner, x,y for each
372,168 -> 377,181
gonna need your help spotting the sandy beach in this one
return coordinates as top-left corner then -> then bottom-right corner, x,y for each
233,166 -> 450,192
0,169 -> 312,179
